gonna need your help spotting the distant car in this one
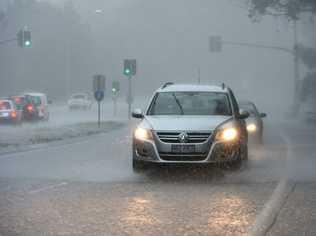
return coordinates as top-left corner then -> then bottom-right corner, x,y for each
239,101 -> 266,144
9,95 -> 27,121
131,83 -> 249,173
68,93 -> 92,110
23,93 -> 50,121
0,99 -> 21,124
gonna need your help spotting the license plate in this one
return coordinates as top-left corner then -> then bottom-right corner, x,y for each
0,112 -> 9,118
171,145 -> 196,153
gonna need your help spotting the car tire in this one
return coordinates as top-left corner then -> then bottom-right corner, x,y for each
229,144 -> 247,169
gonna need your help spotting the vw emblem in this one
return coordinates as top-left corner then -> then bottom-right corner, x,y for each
178,132 -> 189,143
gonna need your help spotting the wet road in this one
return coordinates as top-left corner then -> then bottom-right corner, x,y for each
0,120 -> 315,235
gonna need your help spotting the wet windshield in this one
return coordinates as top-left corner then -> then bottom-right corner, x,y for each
0,101 -> 11,110
72,94 -> 86,99
149,92 -> 232,116
239,103 -> 258,116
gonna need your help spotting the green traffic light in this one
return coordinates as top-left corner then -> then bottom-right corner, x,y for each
24,41 -> 31,47
112,88 -> 116,92
124,68 -> 130,75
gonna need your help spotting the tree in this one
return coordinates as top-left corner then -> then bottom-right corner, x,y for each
248,0 -> 316,20
297,44 -> 316,69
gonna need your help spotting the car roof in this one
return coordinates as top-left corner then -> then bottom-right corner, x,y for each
239,100 -> 255,106
0,99 -> 12,103
71,93 -> 88,96
24,92 -> 46,97
156,84 -> 229,93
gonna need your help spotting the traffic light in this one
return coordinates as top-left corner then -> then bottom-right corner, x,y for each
123,59 -> 137,76
23,30 -> 31,47
112,81 -> 120,94
209,36 -> 222,52
17,29 -> 32,48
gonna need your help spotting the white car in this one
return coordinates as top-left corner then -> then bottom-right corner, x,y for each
68,93 -> 92,110
0,99 -> 21,124
131,83 -> 249,172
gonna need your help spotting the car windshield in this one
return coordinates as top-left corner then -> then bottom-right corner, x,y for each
239,103 -> 258,116
11,97 -> 25,110
72,95 -> 86,99
0,101 -> 11,110
149,92 -> 232,116
25,96 -> 41,106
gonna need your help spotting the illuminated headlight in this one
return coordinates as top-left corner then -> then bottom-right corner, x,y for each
216,127 -> 238,142
247,124 -> 257,133
134,128 -> 153,141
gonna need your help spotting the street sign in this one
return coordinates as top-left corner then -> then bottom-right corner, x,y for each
123,59 -> 137,76
209,36 -> 222,52
92,74 -> 106,128
94,90 -> 104,101
93,74 -> 106,92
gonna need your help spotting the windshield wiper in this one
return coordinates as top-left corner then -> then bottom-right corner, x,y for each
172,93 -> 184,115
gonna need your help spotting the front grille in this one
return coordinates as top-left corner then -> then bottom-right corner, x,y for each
156,132 -> 211,143
159,152 -> 208,161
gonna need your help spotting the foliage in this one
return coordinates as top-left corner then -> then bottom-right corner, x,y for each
0,0 -> 94,98
298,44 -> 316,69
248,0 -> 316,20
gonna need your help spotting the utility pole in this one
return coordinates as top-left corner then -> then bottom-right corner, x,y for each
293,19 -> 300,110
197,67 -> 201,84
128,75 -> 132,119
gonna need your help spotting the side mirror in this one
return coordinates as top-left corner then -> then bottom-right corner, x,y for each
238,109 -> 249,119
260,113 -> 267,118
48,100 -> 53,105
132,108 -> 144,119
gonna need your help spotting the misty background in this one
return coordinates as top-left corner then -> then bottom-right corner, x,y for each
0,0 -> 315,115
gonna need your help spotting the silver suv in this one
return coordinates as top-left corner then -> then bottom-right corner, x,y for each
132,83 -> 249,172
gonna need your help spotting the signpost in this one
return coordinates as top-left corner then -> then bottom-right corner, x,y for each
93,74 -> 106,128
112,80 -> 120,116
123,59 -> 137,119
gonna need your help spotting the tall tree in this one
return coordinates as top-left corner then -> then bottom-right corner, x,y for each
248,0 -> 316,20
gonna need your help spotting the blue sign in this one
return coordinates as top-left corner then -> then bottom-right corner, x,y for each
94,90 -> 104,101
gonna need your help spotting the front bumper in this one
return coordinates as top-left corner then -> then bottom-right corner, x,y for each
133,133 -> 241,164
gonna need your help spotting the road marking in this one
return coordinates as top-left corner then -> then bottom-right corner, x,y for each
249,132 -> 295,236
28,182 -> 67,195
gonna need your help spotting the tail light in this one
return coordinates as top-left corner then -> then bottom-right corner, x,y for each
27,104 -> 34,112
14,97 -> 21,104
11,110 -> 17,118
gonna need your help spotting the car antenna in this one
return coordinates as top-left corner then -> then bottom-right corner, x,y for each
161,82 -> 174,89
221,83 -> 226,90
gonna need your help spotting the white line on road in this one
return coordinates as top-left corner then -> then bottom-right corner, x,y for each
28,182 -> 68,195
249,133 -> 295,236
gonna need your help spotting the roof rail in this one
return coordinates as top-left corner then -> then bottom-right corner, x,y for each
161,82 -> 174,89
221,83 -> 226,90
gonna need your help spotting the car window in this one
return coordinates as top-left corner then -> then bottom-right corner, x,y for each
11,97 -> 26,110
72,95 -> 86,99
239,103 -> 259,116
148,92 -> 232,116
0,101 -> 12,110
25,96 -> 41,106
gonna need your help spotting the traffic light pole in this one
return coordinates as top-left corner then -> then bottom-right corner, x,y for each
0,37 -> 17,46
128,75 -> 132,119
113,97 -> 117,116
98,101 -> 101,128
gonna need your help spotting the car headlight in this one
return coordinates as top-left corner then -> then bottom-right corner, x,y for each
216,127 -> 238,142
247,123 -> 257,133
134,128 -> 153,141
